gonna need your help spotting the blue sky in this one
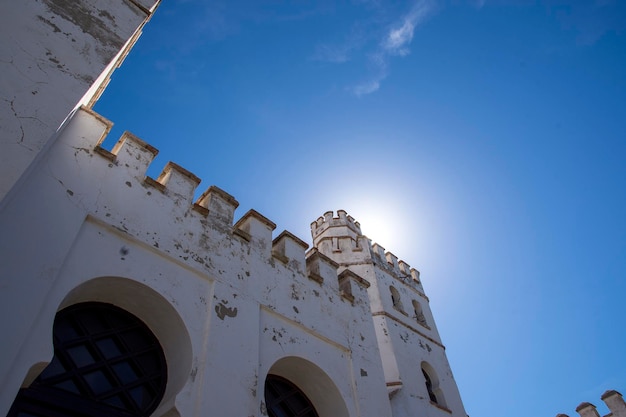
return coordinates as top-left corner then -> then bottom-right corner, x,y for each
94,1 -> 626,416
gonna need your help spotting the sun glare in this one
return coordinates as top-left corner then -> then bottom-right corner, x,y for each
335,192 -> 440,279
347,200 -> 413,259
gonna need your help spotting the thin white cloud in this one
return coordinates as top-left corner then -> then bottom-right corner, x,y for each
350,0 -> 436,96
312,21 -> 370,64
351,79 -> 382,96
382,0 -> 433,56
349,49 -> 388,96
313,44 -> 352,63
383,0 -> 434,56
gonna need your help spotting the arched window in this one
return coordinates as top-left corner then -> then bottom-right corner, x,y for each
422,368 -> 438,403
421,362 -> 446,408
390,285 -> 404,313
265,374 -> 319,417
8,302 -> 167,417
412,300 -> 427,326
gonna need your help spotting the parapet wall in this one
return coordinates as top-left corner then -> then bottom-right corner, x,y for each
311,210 -> 362,237
48,106 -> 370,307
369,242 -> 424,294
558,390 -> 626,417
0,105 -> 397,417
311,210 -> 424,294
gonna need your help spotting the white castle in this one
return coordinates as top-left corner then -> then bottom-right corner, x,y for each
0,1 -> 617,417
0,2 -> 466,416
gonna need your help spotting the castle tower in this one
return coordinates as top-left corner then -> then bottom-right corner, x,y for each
0,2 -> 471,416
312,210 -> 467,417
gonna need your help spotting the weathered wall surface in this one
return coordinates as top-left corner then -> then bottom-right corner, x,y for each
0,4 -> 469,414
0,0 -> 160,200
312,214 -> 468,417
0,107 -> 394,417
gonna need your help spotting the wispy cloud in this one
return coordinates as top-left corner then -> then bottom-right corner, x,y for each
352,79 -> 382,96
313,43 -> 354,64
382,0 -> 432,56
312,21 -> 370,64
350,0 -> 436,96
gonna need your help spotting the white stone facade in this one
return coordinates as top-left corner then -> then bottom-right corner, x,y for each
0,2 -> 468,417
0,0 -> 160,200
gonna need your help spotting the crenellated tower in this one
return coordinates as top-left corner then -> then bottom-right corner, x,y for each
0,2 -> 470,416
312,210 -> 467,417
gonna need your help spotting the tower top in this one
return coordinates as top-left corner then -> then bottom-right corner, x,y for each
311,210 -> 361,242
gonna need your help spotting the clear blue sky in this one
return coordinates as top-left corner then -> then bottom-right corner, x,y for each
94,1 -> 626,416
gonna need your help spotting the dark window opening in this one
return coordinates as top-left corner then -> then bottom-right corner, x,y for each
412,300 -> 427,326
422,368 -> 438,404
8,302 -> 167,417
390,286 -> 405,313
265,374 -> 319,417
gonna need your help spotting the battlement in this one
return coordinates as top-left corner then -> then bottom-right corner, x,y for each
370,243 -> 424,293
559,390 -> 626,417
310,209 -> 425,294
0,3 -> 469,415
311,210 -> 362,239
337,269 -> 370,304
305,248 -> 338,286
195,185 -> 240,225
53,106 -> 373,309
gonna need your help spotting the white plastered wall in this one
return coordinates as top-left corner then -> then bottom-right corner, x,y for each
311,214 -> 468,417
365,266 -> 467,417
0,107 -> 394,417
0,0 -> 160,200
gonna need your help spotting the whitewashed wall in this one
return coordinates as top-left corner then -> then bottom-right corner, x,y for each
312,212 -> 468,417
0,107 -> 393,417
0,2 -> 468,416
0,0 -> 160,200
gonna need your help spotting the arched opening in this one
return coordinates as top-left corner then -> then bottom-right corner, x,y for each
422,367 -> 437,403
390,285 -> 404,313
8,277 -> 192,417
265,356 -> 349,417
59,276 -> 193,409
265,374 -> 319,417
411,300 -> 427,326
421,362 -> 446,408
7,302 -> 167,417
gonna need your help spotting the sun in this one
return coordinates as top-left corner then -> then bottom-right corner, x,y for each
345,200 -> 411,257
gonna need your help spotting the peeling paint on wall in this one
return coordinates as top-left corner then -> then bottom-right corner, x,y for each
215,301 -> 237,320
42,0 -> 129,59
